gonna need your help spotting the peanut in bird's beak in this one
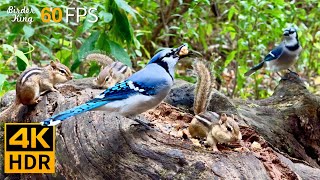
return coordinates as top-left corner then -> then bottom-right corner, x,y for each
179,46 -> 189,56
175,44 -> 203,58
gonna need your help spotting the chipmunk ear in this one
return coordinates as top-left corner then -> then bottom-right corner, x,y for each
220,113 -> 228,123
50,61 -> 57,69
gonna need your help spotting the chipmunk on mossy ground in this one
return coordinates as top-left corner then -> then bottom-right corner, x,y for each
188,60 -> 242,151
0,61 -> 72,122
84,52 -> 132,88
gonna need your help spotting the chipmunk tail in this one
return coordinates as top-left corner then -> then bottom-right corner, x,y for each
193,59 -> 215,115
84,52 -> 115,67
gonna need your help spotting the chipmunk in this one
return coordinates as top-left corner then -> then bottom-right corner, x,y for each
188,60 -> 242,151
84,52 -> 132,88
0,61 -> 72,122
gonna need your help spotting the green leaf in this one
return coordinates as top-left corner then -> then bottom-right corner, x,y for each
135,49 -> 142,57
15,50 -> 29,67
199,25 -> 208,50
96,32 -> 111,53
71,31 -> 99,71
228,6 -> 237,21
3,44 -> 14,52
114,0 -> 138,20
0,74 -> 8,90
82,13 -> 97,33
107,39 -> 132,67
111,8 -> 134,44
0,11 -> 13,17
56,49 -> 71,66
29,5 -> 41,17
224,51 -> 237,67
78,31 -> 100,59
23,25 -> 34,39
8,24 -> 23,44
16,57 -> 28,71
99,11 -> 113,23
35,41 -> 54,59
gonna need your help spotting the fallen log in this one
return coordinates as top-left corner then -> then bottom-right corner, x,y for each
0,73 -> 319,179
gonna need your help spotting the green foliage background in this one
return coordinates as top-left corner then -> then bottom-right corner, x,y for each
0,0 -> 319,99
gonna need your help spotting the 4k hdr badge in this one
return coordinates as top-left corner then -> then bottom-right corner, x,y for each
4,123 -> 55,173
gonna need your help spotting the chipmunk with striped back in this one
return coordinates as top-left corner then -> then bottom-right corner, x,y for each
188,60 -> 242,151
84,53 -> 132,88
0,61 -> 72,122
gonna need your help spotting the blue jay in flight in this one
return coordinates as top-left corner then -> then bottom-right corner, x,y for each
41,44 -> 190,126
244,27 -> 302,77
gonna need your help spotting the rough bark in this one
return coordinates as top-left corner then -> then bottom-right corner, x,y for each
0,73 -> 319,180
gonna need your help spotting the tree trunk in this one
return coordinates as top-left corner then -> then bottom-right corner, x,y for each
1,73 -> 320,180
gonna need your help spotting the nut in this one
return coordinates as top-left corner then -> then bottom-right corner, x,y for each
179,46 -> 189,56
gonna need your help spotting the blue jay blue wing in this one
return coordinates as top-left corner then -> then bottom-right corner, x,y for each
91,80 -> 156,102
245,45 -> 284,76
41,80 -> 156,126
264,45 -> 283,61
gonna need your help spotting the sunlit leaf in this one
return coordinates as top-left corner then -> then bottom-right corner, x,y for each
228,6 -> 237,21
3,44 -> 14,52
0,74 -> 8,89
0,11 -> 13,17
114,0 -> 139,20
99,11 -> 113,23
23,25 -> 34,39
224,51 -> 237,67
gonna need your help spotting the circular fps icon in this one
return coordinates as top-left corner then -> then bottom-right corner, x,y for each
41,7 -> 98,23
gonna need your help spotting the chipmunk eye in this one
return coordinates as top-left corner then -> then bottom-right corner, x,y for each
227,126 -> 232,132
59,69 -> 66,75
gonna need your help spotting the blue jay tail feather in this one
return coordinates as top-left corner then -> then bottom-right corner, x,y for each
40,100 -> 109,126
244,61 -> 265,76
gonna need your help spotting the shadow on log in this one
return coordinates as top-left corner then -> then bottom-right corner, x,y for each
1,73 -> 320,179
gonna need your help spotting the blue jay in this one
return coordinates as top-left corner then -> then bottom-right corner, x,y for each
244,27 -> 302,76
41,44 -> 190,126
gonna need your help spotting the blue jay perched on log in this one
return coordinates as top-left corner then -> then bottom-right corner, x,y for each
41,44 -> 190,126
244,27 -> 302,77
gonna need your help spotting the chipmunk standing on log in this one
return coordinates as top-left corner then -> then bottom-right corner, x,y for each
188,60 -> 242,151
84,53 -> 132,88
0,61 -> 72,122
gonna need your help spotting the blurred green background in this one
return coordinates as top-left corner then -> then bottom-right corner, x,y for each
0,0 -> 319,99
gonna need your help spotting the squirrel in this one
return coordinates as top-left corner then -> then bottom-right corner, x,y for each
0,61 -> 72,122
188,60 -> 242,151
84,52 -> 132,88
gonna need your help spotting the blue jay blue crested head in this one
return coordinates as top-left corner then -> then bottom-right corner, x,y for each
283,27 -> 298,38
41,44 -> 192,126
148,44 -> 188,79
244,26 -> 302,77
